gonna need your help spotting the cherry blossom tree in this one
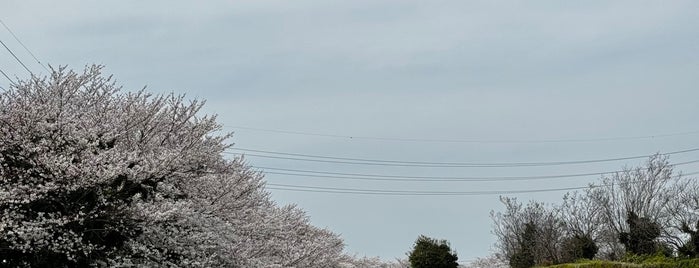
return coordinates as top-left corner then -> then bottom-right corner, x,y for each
0,66 -> 346,267
464,254 -> 509,268
338,255 -> 408,268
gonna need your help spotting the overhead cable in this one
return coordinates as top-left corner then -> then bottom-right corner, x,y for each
0,67 -> 15,85
0,38 -> 33,75
227,147 -> 699,168
226,125 -> 699,144
265,171 -> 699,196
0,18 -> 49,72
253,159 -> 699,182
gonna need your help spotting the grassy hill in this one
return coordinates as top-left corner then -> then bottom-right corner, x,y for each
544,258 -> 699,268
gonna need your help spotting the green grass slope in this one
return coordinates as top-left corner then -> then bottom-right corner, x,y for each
544,259 -> 699,268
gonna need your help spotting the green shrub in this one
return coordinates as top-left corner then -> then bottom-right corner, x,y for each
619,212 -> 662,256
407,235 -> 458,268
561,235 -> 599,263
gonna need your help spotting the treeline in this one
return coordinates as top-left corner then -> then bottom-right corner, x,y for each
490,155 -> 699,268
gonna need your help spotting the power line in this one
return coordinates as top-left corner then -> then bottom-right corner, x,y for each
226,125 -> 699,144
0,18 -> 49,72
254,159 -> 699,182
0,37 -> 33,75
227,147 -> 699,168
0,67 -> 16,86
267,183 -> 587,195
265,171 -> 699,196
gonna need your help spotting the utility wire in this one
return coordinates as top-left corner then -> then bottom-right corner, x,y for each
0,38 -> 33,75
254,159 -> 699,182
0,67 -> 16,86
267,183 -> 587,195
0,18 -> 49,72
227,125 -> 699,144
227,147 -> 699,168
265,171 -> 699,196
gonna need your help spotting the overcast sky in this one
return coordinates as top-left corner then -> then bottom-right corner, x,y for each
2,0 -> 699,264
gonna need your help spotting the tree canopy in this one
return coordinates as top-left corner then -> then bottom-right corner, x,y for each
0,66 -> 348,267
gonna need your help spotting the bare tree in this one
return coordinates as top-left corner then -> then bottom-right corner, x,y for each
664,176 -> 699,248
492,155 -> 699,262
560,189 -> 604,240
587,155 -> 682,258
491,197 -> 565,266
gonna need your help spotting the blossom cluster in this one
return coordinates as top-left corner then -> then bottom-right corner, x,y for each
0,66 -> 349,267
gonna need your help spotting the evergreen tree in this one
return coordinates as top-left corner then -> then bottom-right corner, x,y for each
619,211 -> 661,255
678,221 -> 699,257
408,235 -> 459,268
561,235 -> 598,262
509,222 -> 537,268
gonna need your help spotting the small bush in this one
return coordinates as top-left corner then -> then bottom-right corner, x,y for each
561,235 -> 599,263
407,235 -> 458,268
